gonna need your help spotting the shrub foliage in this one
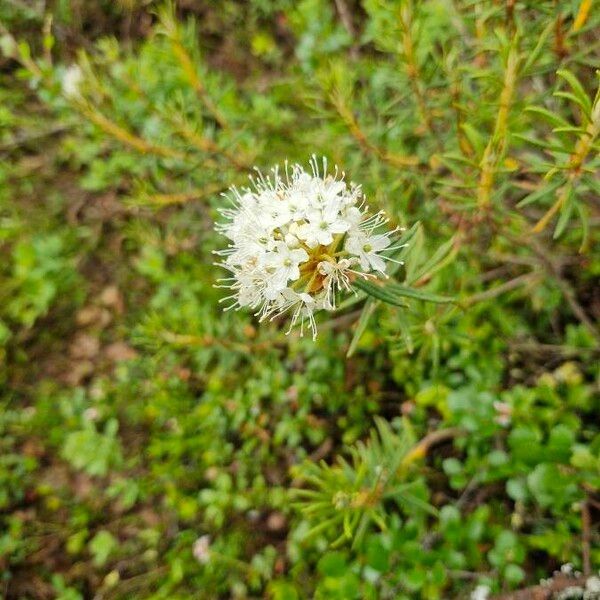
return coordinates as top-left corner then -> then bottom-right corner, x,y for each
0,1 -> 599,598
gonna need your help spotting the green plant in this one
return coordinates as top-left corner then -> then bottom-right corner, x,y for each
0,1 -> 598,598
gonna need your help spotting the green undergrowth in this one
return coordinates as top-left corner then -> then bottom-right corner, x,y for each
0,1 -> 598,598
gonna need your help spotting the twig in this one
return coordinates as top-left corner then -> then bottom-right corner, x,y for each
522,237 -> 600,342
133,184 -> 227,206
463,272 -> 539,306
160,330 -> 272,353
119,73 -> 248,171
533,86 -> 600,233
0,124 -> 70,152
169,39 -> 228,129
477,39 -> 519,208
331,94 -> 420,167
334,0 -> 359,59
397,4 -> 436,136
491,573 -> 588,600
0,21 -> 42,77
456,473 -> 482,509
571,0 -> 593,33
169,117 -> 249,171
401,427 -> 466,467
508,341 -> 599,356
553,11 -> 568,59
548,263 -> 599,341
78,104 -> 186,160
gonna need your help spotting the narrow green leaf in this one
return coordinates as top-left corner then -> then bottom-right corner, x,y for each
575,201 -> 590,253
409,236 -> 457,284
522,20 -> 554,74
584,174 -> 600,195
553,185 -> 574,239
553,92 -> 592,121
346,298 -> 378,358
386,222 -> 421,277
461,123 -> 486,155
396,310 -> 414,354
354,278 -> 409,309
385,282 -> 454,304
557,69 -> 593,117
512,133 -> 568,153
525,106 -> 570,129
517,179 -> 562,207
404,225 -> 425,284
552,126 -> 588,135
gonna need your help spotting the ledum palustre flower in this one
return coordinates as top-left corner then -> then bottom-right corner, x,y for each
215,156 -> 401,339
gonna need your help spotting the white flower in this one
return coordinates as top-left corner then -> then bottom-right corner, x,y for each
345,231 -> 393,273
192,535 -> 211,564
470,585 -> 490,600
265,242 -> 308,284
586,576 -> 600,594
215,156 -> 401,339
318,258 -> 361,309
62,65 -> 83,98
296,202 -> 352,247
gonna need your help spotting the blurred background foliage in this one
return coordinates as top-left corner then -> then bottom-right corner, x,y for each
0,0 -> 599,598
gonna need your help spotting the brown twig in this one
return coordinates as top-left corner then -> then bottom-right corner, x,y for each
78,104 -> 186,160
0,124 -> 70,153
331,93 -> 420,167
160,330 -> 272,353
398,4 -> 435,136
401,427 -> 466,467
134,184 -> 227,206
519,237 -> 600,342
463,272 -> 540,307
169,40 -> 228,129
553,12 -> 568,59
491,573 -> 588,600
507,341 -> 599,356
171,118 -> 249,171
532,95 -> 600,234
334,0 -> 359,59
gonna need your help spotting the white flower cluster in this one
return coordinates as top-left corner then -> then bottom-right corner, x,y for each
215,156 -> 399,339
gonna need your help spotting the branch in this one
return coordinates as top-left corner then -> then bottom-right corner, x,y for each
491,573 -> 588,600
401,427 -> 466,467
477,40 -> 519,208
79,104 -> 186,160
331,93 -> 420,167
571,0 -> 593,33
463,272 -> 539,307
